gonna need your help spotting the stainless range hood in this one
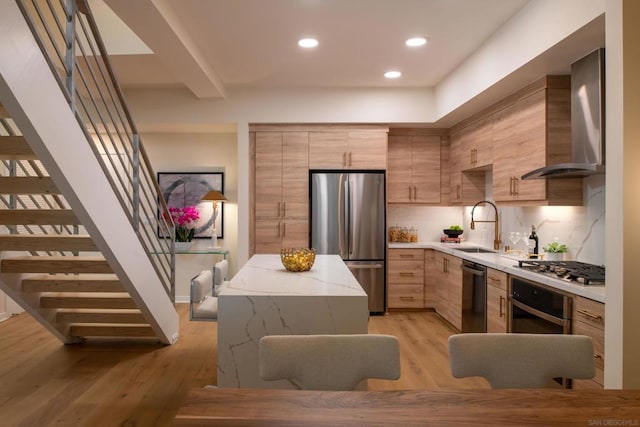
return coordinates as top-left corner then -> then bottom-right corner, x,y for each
522,48 -> 605,180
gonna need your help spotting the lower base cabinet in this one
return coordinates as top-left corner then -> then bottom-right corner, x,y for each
486,268 -> 508,333
572,296 -> 605,389
434,252 -> 462,330
387,249 -> 424,309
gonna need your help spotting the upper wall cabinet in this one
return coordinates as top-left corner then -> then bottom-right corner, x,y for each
492,76 -> 582,205
308,129 -> 388,170
460,116 -> 492,171
388,134 -> 441,204
449,132 -> 486,205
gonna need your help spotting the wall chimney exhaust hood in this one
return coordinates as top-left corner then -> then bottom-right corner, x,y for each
522,48 -> 605,180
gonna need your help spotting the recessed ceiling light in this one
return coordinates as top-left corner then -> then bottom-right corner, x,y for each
298,38 -> 319,48
405,37 -> 427,47
384,70 -> 402,79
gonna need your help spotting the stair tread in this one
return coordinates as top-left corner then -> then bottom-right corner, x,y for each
0,209 -> 80,225
0,176 -> 60,194
1,256 -> 112,274
0,234 -> 97,251
22,274 -> 123,292
56,309 -> 147,325
0,136 -> 36,159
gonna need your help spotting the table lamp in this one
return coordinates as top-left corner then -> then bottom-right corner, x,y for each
201,190 -> 227,248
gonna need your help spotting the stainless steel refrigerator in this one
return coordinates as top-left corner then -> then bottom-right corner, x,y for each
310,171 -> 386,313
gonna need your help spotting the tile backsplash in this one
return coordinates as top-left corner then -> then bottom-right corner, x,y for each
387,175 -> 605,265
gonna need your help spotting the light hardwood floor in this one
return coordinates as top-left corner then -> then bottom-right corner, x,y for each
0,305 -> 487,426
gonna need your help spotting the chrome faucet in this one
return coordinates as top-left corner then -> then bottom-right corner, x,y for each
470,200 -> 501,250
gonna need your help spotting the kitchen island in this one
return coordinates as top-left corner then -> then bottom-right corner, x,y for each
216,254 -> 369,388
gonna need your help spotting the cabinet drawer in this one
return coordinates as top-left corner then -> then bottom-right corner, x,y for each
487,268 -> 508,291
573,296 -> 604,329
388,261 -> 424,284
573,319 -> 604,374
388,249 -> 424,261
387,285 -> 424,308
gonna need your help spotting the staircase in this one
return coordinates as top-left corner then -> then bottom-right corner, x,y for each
0,126 -> 157,342
0,1 -> 179,344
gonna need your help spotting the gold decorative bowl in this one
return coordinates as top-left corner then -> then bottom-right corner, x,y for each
280,248 -> 316,272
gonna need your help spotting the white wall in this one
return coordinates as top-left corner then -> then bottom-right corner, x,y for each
435,0 -> 606,119
142,132 -> 238,301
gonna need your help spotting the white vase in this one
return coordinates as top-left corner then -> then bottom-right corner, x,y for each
175,241 -> 193,252
545,252 -> 564,261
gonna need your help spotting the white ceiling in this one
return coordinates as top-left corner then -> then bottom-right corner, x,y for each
98,0 -> 531,97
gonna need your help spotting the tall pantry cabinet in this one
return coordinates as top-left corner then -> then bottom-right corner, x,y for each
253,131 -> 309,253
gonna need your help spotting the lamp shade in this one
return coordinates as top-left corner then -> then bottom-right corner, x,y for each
201,190 -> 227,202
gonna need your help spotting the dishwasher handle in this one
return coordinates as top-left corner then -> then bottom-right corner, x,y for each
462,263 -> 486,276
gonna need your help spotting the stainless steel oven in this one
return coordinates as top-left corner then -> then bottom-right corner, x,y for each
509,276 -> 572,335
509,276 -> 573,387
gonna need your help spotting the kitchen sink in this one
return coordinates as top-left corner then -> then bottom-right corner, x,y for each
455,247 -> 495,253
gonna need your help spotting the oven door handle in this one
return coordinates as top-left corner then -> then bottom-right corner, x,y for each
510,298 -> 569,328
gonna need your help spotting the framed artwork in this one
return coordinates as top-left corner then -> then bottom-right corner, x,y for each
158,172 -> 224,239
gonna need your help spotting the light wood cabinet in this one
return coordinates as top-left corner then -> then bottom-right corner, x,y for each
433,251 -> 462,330
388,135 -> 441,204
486,268 -> 508,333
423,249 -> 437,308
254,131 -> 309,253
572,296 -> 605,389
387,249 -> 424,309
309,129 -> 387,170
449,132 -> 485,205
460,116 -> 492,171
492,76 -> 582,206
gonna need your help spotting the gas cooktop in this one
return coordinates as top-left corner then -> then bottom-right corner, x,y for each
517,260 -> 605,286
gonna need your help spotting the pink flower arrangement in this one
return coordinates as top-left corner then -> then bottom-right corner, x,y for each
166,205 -> 200,242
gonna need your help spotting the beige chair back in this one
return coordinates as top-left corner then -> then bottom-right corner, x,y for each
448,333 -> 595,388
259,334 -> 400,390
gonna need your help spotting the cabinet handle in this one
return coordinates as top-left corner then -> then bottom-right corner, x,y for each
399,254 -> 415,259
469,149 -> 474,165
409,186 -> 413,201
400,296 -> 414,301
399,272 -> 414,277
594,354 -> 603,360
348,152 -> 352,167
456,184 -> 461,200
499,295 -> 505,317
443,258 -> 448,273
343,152 -> 347,167
282,222 -> 286,237
513,176 -> 518,195
488,277 -> 501,285
509,177 -> 514,195
577,309 -> 604,322
413,186 -> 417,201
277,221 -> 281,237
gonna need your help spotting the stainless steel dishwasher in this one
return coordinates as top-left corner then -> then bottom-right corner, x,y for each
462,260 -> 487,332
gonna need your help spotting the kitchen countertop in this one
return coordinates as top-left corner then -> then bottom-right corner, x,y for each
217,254 -> 369,388
389,242 -> 605,303
220,254 -> 367,297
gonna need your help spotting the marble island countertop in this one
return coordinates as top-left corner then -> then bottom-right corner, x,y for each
219,254 -> 367,297
389,242 -> 605,303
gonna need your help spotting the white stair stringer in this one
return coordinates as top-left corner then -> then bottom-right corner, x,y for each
0,2 -> 178,344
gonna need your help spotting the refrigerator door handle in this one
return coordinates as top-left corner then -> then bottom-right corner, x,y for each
346,178 -> 353,256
